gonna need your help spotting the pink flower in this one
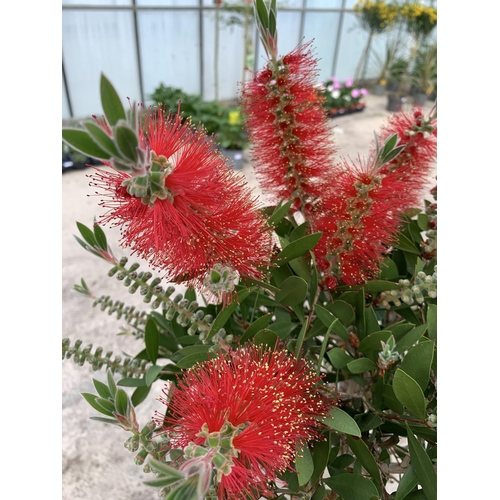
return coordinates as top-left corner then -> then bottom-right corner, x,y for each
345,77 -> 353,87
351,89 -> 361,98
360,88 -> 368,96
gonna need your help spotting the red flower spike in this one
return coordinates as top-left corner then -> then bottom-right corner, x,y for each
88,108 -> 273,298
310,108 -> 437,289
240,41 -> 335,213
155,344 -> 335,500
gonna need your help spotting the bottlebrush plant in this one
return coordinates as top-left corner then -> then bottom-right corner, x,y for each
62,1 -> 437,499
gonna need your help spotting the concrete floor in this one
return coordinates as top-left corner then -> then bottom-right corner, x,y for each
61,92 -> 437,499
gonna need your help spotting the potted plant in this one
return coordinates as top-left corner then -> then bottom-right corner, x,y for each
372,37 -> 401,95
387,1 -> 437,112
319,77 -> 368,117
410,42 -> 437,106
352,0 -> 399,85
215,106 -> 248,170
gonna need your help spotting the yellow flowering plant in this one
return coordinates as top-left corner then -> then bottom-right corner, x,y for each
400,2 -> 437,40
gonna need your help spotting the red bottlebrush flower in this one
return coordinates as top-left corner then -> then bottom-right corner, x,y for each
88,108 -> 273,299
310,108 -> 437,288
155,344 -> 335,500
240,41 -> 335,212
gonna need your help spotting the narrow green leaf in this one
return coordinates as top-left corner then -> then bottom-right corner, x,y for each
324,473 -> 379,500
239,313 -> 273,343
395,232 -> 421,255
275,276 -> 308,306
382,133 -> 398,156
92,379 -> 111,399
206,288 -> 251,342
363,280 -> 401,293
62,128 -> 112,159
355,288 -> 366,339
295,443 -> 314,486
145,317 -> 160,365
400,341 -> 434,391
83,121 -> 121,157
92,223 -> 108,251
396,324 -> 428,352
426,304 -> 437,341
89,416 -> 120,426
254,0 -> 269,30
131,384 -> 151,406
355,413 -> 383,432
394,464 -> 418,500
100,73 -> 126,126
311,485 -> 326,500
117,377 -> 146,387
347,358 -> 377,374
417,213 -> 429,231
145,364 -> 163,386
346,435 -> 382,492
382,384 -> 404,414
330,300 -> 355,325
365,306 -> 380,334
76,222 -> 97,247
95,397 -> 116,414
310,433 -> 331,485
392,369 -> 427,420
275,233 -> 322,264
81,393 -> 115,417
378,258 -> 400,280
314,304 -> 349,340
406,427 -> 437,500
323,407 -> 361,437
143,476 -> 184,488
114,122 -> 139,162
107,370 -> 117,397
176,351 -> 210,369
114,388 -> 130,416
327,347 -> 352,369
267,199 -> 293,227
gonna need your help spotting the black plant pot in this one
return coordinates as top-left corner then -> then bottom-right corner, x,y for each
386,93 -> 407,112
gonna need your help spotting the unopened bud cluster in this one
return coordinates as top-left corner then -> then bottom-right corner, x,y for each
378,335 -> 401,373
379,266 -> 437,308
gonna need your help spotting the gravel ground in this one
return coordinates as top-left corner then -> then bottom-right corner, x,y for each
61,92 -> 437,500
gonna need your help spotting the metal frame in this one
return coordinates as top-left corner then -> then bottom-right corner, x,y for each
61,2 -> 360,118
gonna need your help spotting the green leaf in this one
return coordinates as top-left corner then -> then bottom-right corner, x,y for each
239,313 -> 273,343
145,317 -> 160,364
395,232 -> 421,255
314,304 -> 349,341
324,473 -> 379,500
100,73 -> 126,126
114,122 -> 139,162
94,397 -> 116,414
176,351 -> 210,369
330,300 -> 355,325
275,233 -> 322,264
295,443 -> 314,486
83,121 -> 121,157
400,341 -> 434,391
310,433 -> 331,485
92,378 -> 111,399
382,384 -> 405,414
362,280 -> 401,293
346,435 -> 382,492
76,221 -> 97,247
107,370 -> 117,397
147,457 -> 186,480
62,128 -> 112,159
145,364 -> 163,386
311,485 -> 327,500
114,388 -> 130,416
347,358 -> 377,374
131,384 -> 151,406
323,407 -> 361,437
206,288 -> 251,342
92,223 -> 108,251
365,306 -> 380,334
89,416 -> 120,426
254,329 -> 279,348
358,330 -> 393,353
275,276 -> 308,305
392,369 -> 427,420
394,464 -> 418,500
426,304 -> 437,341
396,324 -> 428,352
327,347 -> 352,369
378,258 -> 400,280
355,413 -> 383,432
267,199 -> 293,227
417,213 -> 429,231
117,377 -> 146,387
81,393 -> 115,417
254,0 -> 269,30
406,427 -> 437,500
